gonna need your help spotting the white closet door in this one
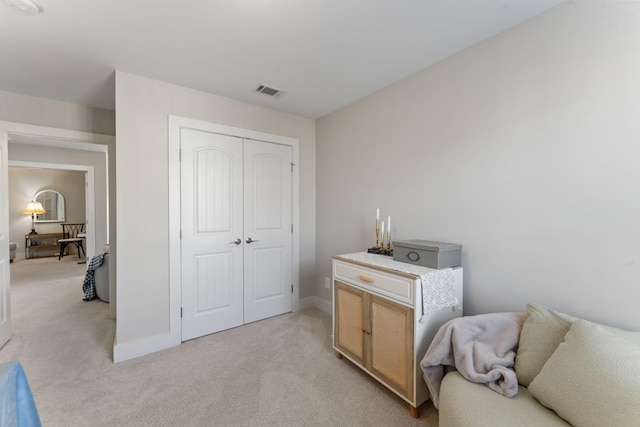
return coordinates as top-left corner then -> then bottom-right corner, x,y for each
0,132 -> 11,348
181,129 -> 244,341
243,139 -> 292,323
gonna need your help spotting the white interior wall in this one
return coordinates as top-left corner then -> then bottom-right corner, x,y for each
0,89 -> 115,136
316,1 -> 640,331
114,72 -> 315,357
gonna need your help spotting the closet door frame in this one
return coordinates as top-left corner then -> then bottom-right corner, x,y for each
168,116 -> 300,344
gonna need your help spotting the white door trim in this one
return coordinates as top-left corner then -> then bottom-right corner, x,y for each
1,122 -> 112,257
8,160 -> 96,261
168,116 -> 300,344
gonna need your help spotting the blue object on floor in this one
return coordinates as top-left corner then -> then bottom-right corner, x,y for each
0,361 -> 42,427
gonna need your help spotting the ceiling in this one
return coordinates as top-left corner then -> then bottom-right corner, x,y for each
0,0 -> 565,119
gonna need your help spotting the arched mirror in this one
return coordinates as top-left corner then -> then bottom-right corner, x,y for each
34,190 -> 65,222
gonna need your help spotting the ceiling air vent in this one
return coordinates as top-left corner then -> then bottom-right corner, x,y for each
254,84 -> 286,98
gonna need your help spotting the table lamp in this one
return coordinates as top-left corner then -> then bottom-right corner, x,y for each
23,202 -> 46,235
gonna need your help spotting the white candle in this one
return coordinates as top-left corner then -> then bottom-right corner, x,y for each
387,216 -> 391,235
376,208 -> 379,221
380,221 -> 385,243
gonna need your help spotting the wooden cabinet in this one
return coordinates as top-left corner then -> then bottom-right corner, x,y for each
25,233 -> 63,259
332,254 -> 463,418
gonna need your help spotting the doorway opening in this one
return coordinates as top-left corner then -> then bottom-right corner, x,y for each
0,121 -> 114,352
8,164 -> 93,262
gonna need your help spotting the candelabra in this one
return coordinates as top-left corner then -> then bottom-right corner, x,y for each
368,217 -> 393,256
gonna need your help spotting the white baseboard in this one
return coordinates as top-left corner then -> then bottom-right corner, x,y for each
113,332 -> 180,363
295,296 -> 332,316
115,297 -> 332,363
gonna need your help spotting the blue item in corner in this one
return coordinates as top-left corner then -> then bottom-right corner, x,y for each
0,361 -> 42,427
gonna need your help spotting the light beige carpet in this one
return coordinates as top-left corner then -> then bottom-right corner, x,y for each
1,256 -> 439,426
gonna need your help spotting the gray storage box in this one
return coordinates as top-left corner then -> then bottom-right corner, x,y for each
393,239 -> 462,269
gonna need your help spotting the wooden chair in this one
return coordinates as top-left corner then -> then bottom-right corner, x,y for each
58,223 -> 86,260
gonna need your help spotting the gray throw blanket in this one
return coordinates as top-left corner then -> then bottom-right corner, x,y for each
420,312 -> 527,409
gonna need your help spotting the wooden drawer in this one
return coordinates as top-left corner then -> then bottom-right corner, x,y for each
334,260 -> 414,305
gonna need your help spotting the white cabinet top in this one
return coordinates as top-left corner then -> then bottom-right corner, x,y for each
334,252 -> 460,315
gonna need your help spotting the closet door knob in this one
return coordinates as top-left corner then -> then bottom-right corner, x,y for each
229,238 -> 242,245
246,237 -> 259,244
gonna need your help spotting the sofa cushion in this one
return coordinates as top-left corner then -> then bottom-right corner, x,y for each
439,371 -> 571,427
514,303 -> 576,386
528,319 -> 640,427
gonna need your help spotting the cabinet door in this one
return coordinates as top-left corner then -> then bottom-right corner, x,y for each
334,281 -> 366,365
368,294 -> 414,400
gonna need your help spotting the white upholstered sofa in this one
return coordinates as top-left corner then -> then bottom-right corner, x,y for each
431,304 -> 640,426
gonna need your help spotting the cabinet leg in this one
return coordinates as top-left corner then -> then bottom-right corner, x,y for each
410,406 -> 419,419
335,352 -> 343,359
